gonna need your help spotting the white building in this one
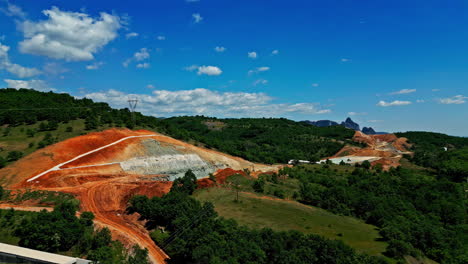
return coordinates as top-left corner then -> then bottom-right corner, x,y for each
0,243 -> 91,264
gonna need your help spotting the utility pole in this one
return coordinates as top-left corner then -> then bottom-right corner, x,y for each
128,98 -> 138,128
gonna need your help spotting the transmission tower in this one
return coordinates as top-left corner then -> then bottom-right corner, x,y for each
128,98 -> 138,127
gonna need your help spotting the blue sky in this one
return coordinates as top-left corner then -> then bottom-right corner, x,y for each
0,0 -> 467,136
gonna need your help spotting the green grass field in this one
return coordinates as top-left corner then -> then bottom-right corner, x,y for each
194,187 -> 389,257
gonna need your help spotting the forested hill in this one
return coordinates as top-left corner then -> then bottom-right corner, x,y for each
396,131 -> 468,182
0,88 -> 354,165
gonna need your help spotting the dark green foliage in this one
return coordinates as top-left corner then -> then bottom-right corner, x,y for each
66,126 -> 73,132
5,202 -> 149,263
0,186 -> 4,200
37,132 -> 57,148
157,116 -> 354,164
14,201 -> 84,252
273,188 -> 285,198
26,128 -> 36,137
170,170 -> 198,195
0,89 -> 158,130
6,151 -> 23,162
252,179 -> 265,193
128,193 -> 387,264
361,160 -> 371,170
396,131 -> 468,182
0,156 -> 6,169
281,165 -> 467,263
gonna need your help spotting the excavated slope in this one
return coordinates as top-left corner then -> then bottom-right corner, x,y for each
324,131 -> 412,169
0,128 -> 280,264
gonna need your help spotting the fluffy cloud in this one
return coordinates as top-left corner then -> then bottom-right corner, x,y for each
186,65 -> 222,76
86,61 -> 104,70
157,35 -> 166,40
192,13 -> 203,23
248,51 -> 257,59
311,83 -> 319,87
272,50 -> 279,55
439,95 -> 467,105
83,88 -> 330,117
390,89 -> 416,95
0,1 -> 26,18
18,7 -> 122,61
146,84 -> 155,89
214,46 -> 226,52
341,58 -> 350,62
123,48 -> 150,67
125,32 -> 138,39
4,79 -> 54,91
0,42 -> 41,78
197,66 -> 222,76
248,66 -> 270,75
377,100 -> 412,107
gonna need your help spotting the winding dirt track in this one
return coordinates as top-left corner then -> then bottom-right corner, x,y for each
81,180 -> 168,264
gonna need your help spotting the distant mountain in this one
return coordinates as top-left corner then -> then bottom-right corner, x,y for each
341,117 -> 360,131
362,127 -> 376,135
304,117 -> 385,135
303,120 -> 339,127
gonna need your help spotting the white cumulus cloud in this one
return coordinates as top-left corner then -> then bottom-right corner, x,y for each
439,95 -> 467,105
4,79 -> 54,91
18,7 -> 122,61
83,88 -> 331,117
377,100 -> 412,107
0,42 -> 41,78
248,51 -> 257,59
157,35 -> 166,40
197,65 -> 222,76
272,50 -> 279,55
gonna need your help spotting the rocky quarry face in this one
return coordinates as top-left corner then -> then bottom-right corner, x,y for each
120,139 -> 226,180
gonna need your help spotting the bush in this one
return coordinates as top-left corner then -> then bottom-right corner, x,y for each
252,179 -> 265,193
7,151 -> 23,162
273,189 -> 285,199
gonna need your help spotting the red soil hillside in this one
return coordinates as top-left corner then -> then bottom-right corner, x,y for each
326,131 -> 412,170
0,128 -> 280,264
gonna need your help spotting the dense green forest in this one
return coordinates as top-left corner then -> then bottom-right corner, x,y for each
278,165 -> 467,263
157,116 -> 354,164
396,131 -> 468,182
128,171 -> 387,264
0,199 -> 149,263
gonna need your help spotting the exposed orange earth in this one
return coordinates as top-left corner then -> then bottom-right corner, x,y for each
0,128 -> 280,264
328,131 -> 412,170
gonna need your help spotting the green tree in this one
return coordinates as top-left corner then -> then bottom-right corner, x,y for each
170,170 -> 197,195
7,151 -> 23,162
252,179 -> 265,193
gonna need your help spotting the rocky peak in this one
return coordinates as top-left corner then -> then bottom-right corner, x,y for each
341,117 -> 360,131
